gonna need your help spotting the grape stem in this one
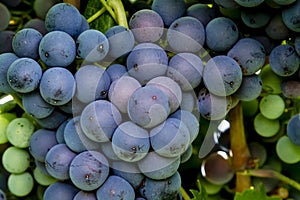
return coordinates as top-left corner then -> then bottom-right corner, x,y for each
239,169 -> 300,191
228,102 -> 252,192
180,187 -> 192,200
87,7 -> 106,23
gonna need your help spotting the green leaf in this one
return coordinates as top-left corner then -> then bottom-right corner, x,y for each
234,184 -> 282,200
83,0 -> 116,33
190,180 -> 208,200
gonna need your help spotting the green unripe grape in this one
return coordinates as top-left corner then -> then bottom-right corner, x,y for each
33,167 -> 57,186
6,117 -> 35,148
254,113 -> 280,137
242,99 -> 259,117
8,172 -> 34,197
259,94 -> 285,119
2,146 -> 31,174
259,64 -> 282,94
0,113 -> 16,144
276,136 -> 300,164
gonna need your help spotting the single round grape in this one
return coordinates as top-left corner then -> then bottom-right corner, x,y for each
96,175 -> 135,200
105,64 -> 127,82
201,151 -> 234,185
0,113 -> 16,144
80,100 -> 122,142
76,29 -> 109,62
127,85 -> 170,128
22,90 -> 55,119
242,99 -> 259,117
227,38 -> 266,75
75,65 -> 111,104
254,113 -> 280,137
39,67 -> 76,106
282,0 -> 300,32
205,17 -> 239,52
24,18 -> 48,35
55,119 -> 68,144
7,57 -> 42,93
234,0 -> 264,7
241,9 -> 271,29
147,76 -> 182,113
69,151 -> 110,191
73,191 -> 97,200
287,114 -> 300,146
0,53 -> 18,94
33,0 -> 59,19
167,16 -> 205,53
129,9 -> 164,43
137,151 -> 180,180
2,146 -> 30,174
204,55 -> 242,96
139,171 -> 181,200
29,129 -> 58,162
45,2 -> 82,37
248,142 -> 267,167
43,181 -> 79,200
187,3 -> 217,27
39,31 -> 76,67
126,43 -> 168,85
234,75 -> 262,101
108,75 -> 141,113
12,28 -> 43,59
150,118 -> 190,158
259,94 -> 285,119
111,161 -> 144,189
269,44 -> 300,77
265,14 -> 290,40
0,3 -> 10,31
6,117 -> 35,148
45,143 -> 77,180
197,87 -> 232,120
33,167 -> 57,186
259,64 -> 282,94
35,109 -> 68,130
8,172 -> 34,197
167,52 -> 204,91
151,0 -> 185,26
276,136 -> 300,164
0,30 -> 15,54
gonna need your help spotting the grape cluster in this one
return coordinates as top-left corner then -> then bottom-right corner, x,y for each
1,0 -> 300,199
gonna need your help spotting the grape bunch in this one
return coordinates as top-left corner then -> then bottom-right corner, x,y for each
1,0 -> 300,199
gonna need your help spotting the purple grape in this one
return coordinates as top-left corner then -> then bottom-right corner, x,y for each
0,30 -> 15,54
265,14 -> 290,40
281,80 -> 300,98
24,18 -> 48,35
187,3 -> 217,27
105,64 -> 127,82
287,114 -> 300,146
282,0 -> 300,32
43,182 -> 79,200
69,151 -> 109,191
234,74 -> 262,101
35,109 -> 68,130
73,191 -> 97,200
0,53 -> 18,94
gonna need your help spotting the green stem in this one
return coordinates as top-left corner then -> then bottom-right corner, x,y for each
107,0 -> 129,28
180,187 -> 192,200
239,169 -> 300,191
87,7 -> 106,23
99,0 -> 117,21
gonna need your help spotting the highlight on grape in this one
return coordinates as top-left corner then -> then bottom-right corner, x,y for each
0,0 -> 300,199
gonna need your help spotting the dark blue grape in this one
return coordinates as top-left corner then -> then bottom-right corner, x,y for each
105,64 -> 127,82
282,0 -> 300,32
22,90 -> 55,119
203,55 -> 242,96
281,80 -> 300,99
234,0 -> 264,7
43,182 -> 79,200
73,191 -> 97,200
205,17 -> 239,52
287,114 -> 300,146
151,0 -> 185,26
227,38 -> 266,75
187,3 -> 217,27
105,25 -> 135,58
45,2 -> 82,37
80,100 -> 122,142
265,14 -> 290,40
251,35 -> 276,55
0,30 -> 15,54
96,175 -> 135,200
295,37 -> 300,56
69,150 -> 109,191
29,129 -> 58,162
129,9 -> 164,43
214,0 -> 240,8
139,171 -> 181,200
35,109 -> 68,129
126,43 -> 168,85
167,16 -> 205,53
45,143 -> 77,180
269,44 -> 300,77
234,75 -> 262,101
12,28 -> 43,59
112,121 -> 150,162
24,18 -> 48,35
74,65 -> 111,104
76,29 -> 109,62
0,53 -> 18,94
55,119 -> 68,144
241,9 -> 271,29
39,67 -> 76,106
39,31 -> 76,67
64,116 -> 101,153
7,57 -> 42,93
0,3 -> 10,31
